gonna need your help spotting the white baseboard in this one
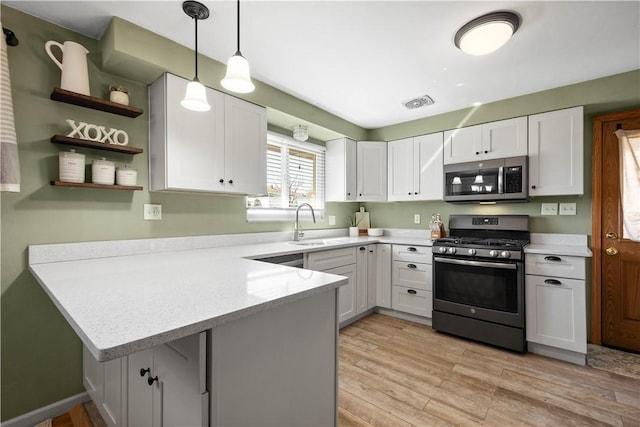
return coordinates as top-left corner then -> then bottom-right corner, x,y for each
2,392 -> 90,427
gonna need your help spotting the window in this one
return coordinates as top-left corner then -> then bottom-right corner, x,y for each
247,132 -> 325,222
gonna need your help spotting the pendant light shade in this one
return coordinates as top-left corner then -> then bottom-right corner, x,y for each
454,11 -> 521,56
181,1 -> 211,112
221,0 -> 255,93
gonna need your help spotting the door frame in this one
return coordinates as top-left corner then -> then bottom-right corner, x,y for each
590,108 -> 640,345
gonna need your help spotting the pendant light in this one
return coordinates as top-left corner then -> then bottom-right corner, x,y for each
221,0 -> 255,93
454,11 -> 521,56
181,1 -> 211,112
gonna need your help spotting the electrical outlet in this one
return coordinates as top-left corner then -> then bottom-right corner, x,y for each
414,214 -> 421,224
328,215 -> 336,226
559,203 -> 577,215
144,204 -> 162,220
541,203 -> 558,215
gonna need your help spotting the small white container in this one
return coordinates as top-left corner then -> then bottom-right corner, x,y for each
368,228 -> 383,237
116,165 -> 137,186
92,157 -> 115,185
59,149 -> 85,183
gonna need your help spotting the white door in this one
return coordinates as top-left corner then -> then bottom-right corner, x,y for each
326,138 -> 357,201
375,244 -> 392,308
528,106 -> 584,196
357,141 -> 387,201
164,73 -> 225,191
387,137 -> 414,200
128,349 -> 154,427
443,125 -> 482,164
415,132 -> 443,201
366,245 -> 377,309
356,245 -> 368,314
327,264 -> 357,324
482,116 -> 528,160
223,96 -> 267,195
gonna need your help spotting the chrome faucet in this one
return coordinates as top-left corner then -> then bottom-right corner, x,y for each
294,203 -> 316,241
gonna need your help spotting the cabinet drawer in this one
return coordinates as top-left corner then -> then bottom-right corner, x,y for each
525,254 -> 585,280
392,261 -> 432,291
392,245 -> 432,263
306,247 -> 357,271
392,286 -> 432,318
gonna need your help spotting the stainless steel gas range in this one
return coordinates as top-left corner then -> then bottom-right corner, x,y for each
432,214 -> 530,353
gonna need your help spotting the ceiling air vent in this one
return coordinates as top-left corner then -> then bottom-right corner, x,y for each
402,95 -> 435,110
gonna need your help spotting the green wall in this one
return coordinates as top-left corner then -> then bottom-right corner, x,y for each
1,5 -> 639,421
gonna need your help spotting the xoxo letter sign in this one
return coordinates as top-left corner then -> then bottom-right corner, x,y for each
66,119 -> 129,146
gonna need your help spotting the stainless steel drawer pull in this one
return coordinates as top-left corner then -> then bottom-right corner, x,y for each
407,263 -> 417,269
544,279 -> 562,285
407,247 -> 417,252
407,289 -> 417,294
544,256 -> 562,262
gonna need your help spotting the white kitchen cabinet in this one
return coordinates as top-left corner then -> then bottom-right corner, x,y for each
528,106 -> 584,196
391,245 -> 433,318
149,72 -> 266,194
375,244 -> 392,309
85,332 -> 206,427
387,133 -> 443,201
356,141 -> 387,201
443,116 -> 528,164
526,253 -> 587,361
326,263 -> 358,323
83,347 -> 127,427
325,138 -> 357,201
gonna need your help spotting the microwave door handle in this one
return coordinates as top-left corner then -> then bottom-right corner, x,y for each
498,166 -> 504,194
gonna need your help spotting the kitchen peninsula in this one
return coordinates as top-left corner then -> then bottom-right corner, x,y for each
29,235 -> 350,426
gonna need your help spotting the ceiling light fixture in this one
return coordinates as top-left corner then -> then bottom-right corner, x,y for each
221,0 -> 255,93
292,125 -> 309,142
181,1 -> 211,112
454,11 -> 521,56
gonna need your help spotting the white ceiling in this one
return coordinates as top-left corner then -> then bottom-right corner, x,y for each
5,1 -> 640,130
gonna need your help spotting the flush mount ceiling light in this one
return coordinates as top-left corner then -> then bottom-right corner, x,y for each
221,0 -> 255,93
292,125 -> 309,142
402,95 -> 434,110
454,11 -> 521,56
181,1 -> 211,112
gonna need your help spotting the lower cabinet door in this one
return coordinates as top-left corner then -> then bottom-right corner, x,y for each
392,285 -> 432,318
325,264 -> 357,324
128,349 -> 154,427
102,358 -> 127,427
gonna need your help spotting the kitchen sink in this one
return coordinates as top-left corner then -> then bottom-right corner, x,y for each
288,241 -> 327,246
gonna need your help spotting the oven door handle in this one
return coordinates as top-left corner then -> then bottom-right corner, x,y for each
433,256 -> 517,270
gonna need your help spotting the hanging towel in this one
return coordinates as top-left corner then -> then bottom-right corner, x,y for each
615,129 -> 640,242
0,21 -> 20,192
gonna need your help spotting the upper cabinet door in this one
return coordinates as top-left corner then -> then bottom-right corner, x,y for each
482,116 -> 528,160
223,96 -> 267,195
443,125 -> 482,164
326,138 -> 357,201
528,106 -> 584,196
150,73 -> 225,192
387,137 -> 415,201
414,132 -> 443,201
357,141 -> 387,201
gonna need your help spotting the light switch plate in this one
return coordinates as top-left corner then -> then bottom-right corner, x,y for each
144,204 -> 162,220
559,203 -> 577,215
414,214 -> 421,224
541,203 -> 558,215
328,215 -> 336,226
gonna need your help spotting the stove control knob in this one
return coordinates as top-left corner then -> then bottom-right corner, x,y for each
447,247 -> 457,255
489,250 -> 499,258
438,247 -> 448,254
467,248 -> 477,256
501,251 -> 511,259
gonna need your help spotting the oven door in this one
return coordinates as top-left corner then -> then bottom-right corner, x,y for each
433,256 -> 524,328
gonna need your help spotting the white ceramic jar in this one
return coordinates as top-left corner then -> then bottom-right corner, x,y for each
116,165 -> 137,186
92,158 -> 115,185
59,149 -> 85,183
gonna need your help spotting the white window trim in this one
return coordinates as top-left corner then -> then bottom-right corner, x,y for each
247,131 -> 326,223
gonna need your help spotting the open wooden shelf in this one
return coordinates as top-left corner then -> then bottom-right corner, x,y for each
51,181 -> 143,191
51,135 -> 143,155
50,87 -> 143,118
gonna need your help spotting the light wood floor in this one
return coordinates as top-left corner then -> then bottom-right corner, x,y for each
338,313 -> 640,427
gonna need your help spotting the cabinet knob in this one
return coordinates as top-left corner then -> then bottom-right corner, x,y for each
228,179 -> 233,184
219,179 -> 224,184
360,247 -> 366,251
359,193 -> 362,196
147,375 -> 158,386
531,185 -> 536,189
475,152 -> 480,155
544,279 -> 562,286
407,247 -> 417,252
407,289 -> 417,295
408,192 -> 412,195
484,150 -> 488,154
407,263 -> 417,269
140,368 -> 150,377
544,256 -> 561,262
414,192 -> 418,195
347,192 -> 351,196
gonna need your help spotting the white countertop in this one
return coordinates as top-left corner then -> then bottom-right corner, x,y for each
524,233 -> 592,257
29,230 -> 433,362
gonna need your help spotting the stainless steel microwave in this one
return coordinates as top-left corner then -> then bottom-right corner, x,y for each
443,156 -> 529,203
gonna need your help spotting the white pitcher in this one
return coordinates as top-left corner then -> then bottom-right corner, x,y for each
45,40 -> 90,96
